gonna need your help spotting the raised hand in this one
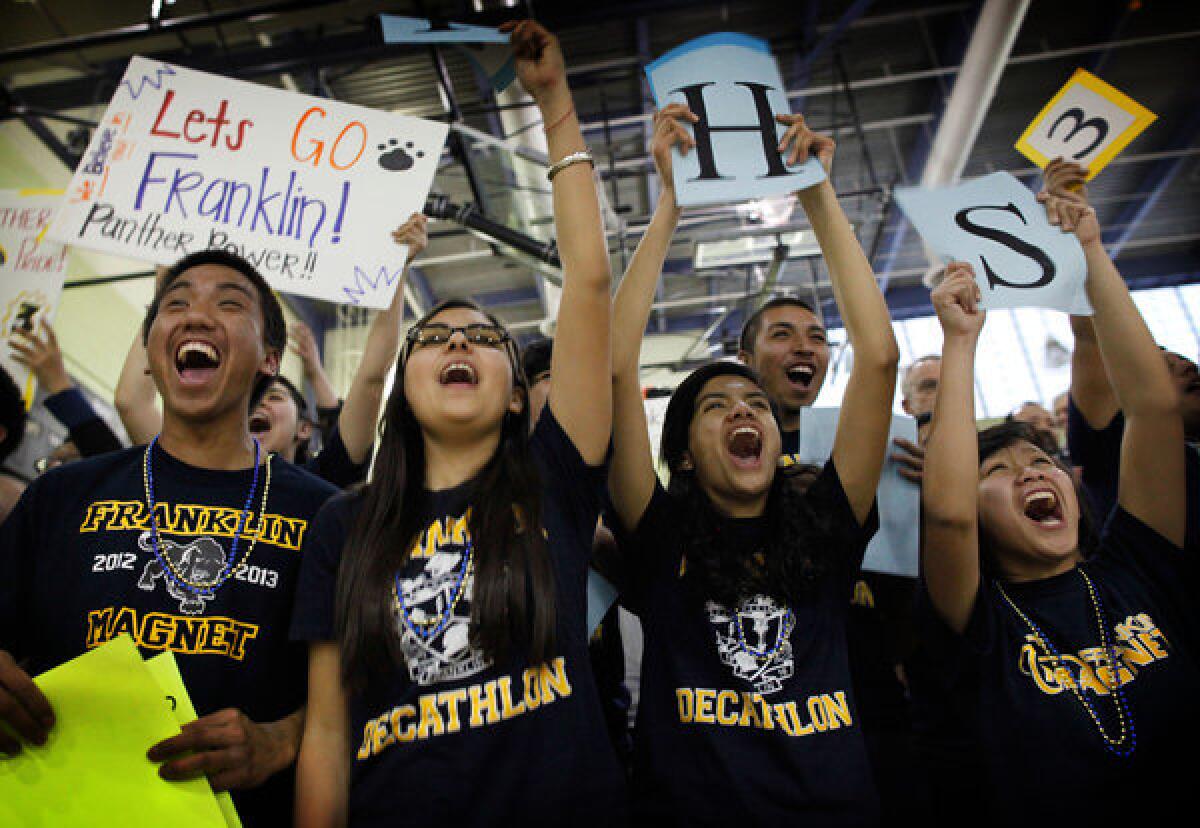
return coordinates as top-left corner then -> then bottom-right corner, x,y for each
650,103 -> 698,194
288,322 -> 321,373
501,20 -> 568,108
8,320 -> 71,394
932,261 -> 985,340
775,113 -> 836,175
1037,162 -> 1101,247
391,211 -> 428,264
1043,157 -> 1089,197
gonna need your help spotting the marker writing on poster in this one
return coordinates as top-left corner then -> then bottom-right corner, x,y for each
150,89 -> 254,151
131,151 -> 350,247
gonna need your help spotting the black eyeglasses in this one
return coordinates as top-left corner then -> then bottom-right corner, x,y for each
406,323 -> 511,349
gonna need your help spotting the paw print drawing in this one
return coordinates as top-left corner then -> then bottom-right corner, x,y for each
377,139 -> 425,172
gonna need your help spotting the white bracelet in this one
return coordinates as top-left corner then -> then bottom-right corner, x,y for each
547,150 -> 594,181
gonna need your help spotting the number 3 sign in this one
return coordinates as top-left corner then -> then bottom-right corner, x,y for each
1015,68 -> 1156,180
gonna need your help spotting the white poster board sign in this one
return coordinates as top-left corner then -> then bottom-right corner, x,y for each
1015,68 -> 1155,180
48,57 -> 448,309
795,408 -> 920,577
1,190 -> 69,408
645,33 -> 825,207
895,172 -> 1091,316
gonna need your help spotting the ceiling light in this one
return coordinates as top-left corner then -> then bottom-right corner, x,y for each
694,231 -> 821,270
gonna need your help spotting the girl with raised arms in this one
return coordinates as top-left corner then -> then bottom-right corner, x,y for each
916,161 -> 1200,823
607,103 -> 899,823
291,21 -> 625,827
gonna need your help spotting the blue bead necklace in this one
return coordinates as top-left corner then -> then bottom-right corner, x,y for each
997,568 -> 1136,758
142,435 -> 265,596
733,597 -> 796,661
394,538 -> 474,642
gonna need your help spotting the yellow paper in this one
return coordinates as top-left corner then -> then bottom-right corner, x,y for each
0,636 -> 227,828
144,652 -> 243,828
1015,68 -> 1156,179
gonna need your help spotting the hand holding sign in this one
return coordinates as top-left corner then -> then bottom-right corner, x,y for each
7,320 -> 71,396
650,104 -> 699,195
932,262 -> 986,341
0,649 -> 54,755
644,33 -> 826,207
1015,69 -> 1155,180
390,211 -> 429,265
1037,159 -> 1100,246
502,20 -> 568,108
776,113 -> 835,175
895,172 -> 1091,316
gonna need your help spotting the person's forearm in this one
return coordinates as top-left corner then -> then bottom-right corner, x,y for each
338,278 -> 406,462
306,362 -> 339,411
543,92 -> 609,297
115,332 -> 162,445
923,336 -> 979,526
295,718 -> 347,828
613,192 -> 679,378
799,181 -> 898,370
1081,241 -> 1174,418
261,707 -> 305,778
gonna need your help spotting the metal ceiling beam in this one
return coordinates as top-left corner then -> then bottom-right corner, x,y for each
0,0 -> 347,65
1103,107 -> 1200,260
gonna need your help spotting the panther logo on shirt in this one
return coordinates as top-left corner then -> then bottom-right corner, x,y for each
394,515 -> 491,686
705,595 -> 795,695
136,531 -> 225,616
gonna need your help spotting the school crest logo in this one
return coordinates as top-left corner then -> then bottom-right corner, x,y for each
394,516 -> 491,686
706,594 -> 795,695
136,531 -> 225,615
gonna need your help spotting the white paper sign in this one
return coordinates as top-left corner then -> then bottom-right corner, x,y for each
793,408 -> 920,578
645,33 -> 826,207
895,172 -> 1092,316
1015,68 -> 1156,180
0,190 -> 69,408
48,57 -> 448,309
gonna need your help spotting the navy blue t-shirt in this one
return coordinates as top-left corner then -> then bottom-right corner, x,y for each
304,421 -> 369,489
1066,395 -> 1199,551
620,460 -> 880,825
290,408 -> 626,826
915,508 -> 1200,823
0,444 -> 337,827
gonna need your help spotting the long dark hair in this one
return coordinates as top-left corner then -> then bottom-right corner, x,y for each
659,361 -> 837,608
334,299 -> 554,690
976,421 -> 1100,578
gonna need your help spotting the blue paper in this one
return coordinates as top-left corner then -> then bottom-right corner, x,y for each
895,172 -> 1092,315
586,570 -> 619,636
451,46 -> 516,94
380,15 -> 510,44
795,409 -> 920,577
645,33 -> 826,207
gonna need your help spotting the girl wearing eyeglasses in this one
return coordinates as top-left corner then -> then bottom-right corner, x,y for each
291,21 -> 625,827
605,104 -> 898,823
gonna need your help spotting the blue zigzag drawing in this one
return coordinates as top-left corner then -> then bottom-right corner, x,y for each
342,264 -> 406,306
120,64 -> 176,100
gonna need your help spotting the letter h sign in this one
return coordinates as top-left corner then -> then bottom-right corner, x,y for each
671,82 -> 788,181
645,33 -> 826,207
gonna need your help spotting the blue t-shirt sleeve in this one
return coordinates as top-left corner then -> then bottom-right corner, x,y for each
805,459 -> 881,591
1066,394 -> 1122,521
613,481 -> 682,615
0,478 -> 48,659
290,493 -> 357,642
530,404 -> 607,543
306,422 -> 370,489
1100,505 -> 1193,577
